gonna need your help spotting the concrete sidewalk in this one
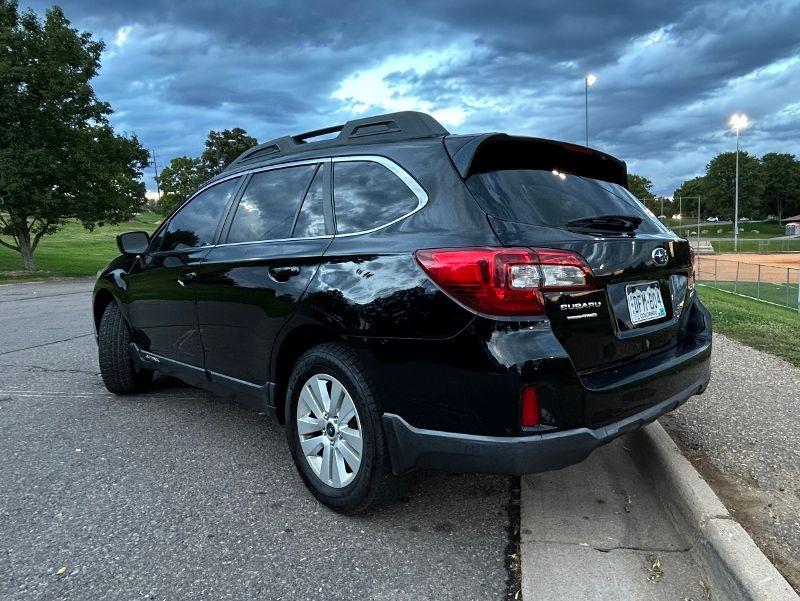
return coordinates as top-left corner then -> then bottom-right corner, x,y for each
520,437 -> 711,600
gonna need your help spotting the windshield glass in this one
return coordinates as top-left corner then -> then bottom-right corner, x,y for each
467,169 -> 669,234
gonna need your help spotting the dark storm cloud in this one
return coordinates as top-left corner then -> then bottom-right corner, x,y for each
22,0 -> 800,194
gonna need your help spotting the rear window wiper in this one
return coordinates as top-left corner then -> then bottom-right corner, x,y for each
565,214 -> 643,233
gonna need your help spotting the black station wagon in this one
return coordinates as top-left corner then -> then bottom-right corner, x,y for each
94,111 -> 712,513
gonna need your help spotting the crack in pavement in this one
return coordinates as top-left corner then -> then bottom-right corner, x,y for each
524,539 -> 694,554
0,289 -> 90,303
0,333 -> 94,356
0,364 -> 99,375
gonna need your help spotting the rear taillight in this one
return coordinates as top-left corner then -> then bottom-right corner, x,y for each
414,247 -> 595,317
689,248 -> 697,289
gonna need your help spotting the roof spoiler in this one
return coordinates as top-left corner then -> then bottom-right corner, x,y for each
226,111 -> 449,171
445,133 -> 629,188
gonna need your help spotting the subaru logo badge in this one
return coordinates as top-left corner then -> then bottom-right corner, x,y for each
652,248 -> 668,265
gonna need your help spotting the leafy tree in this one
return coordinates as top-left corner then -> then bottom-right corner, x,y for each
201,128 -> 257,177
627,173 -> 653,200
761,153 -> 800,220
155,128 -> 258,213
156,156 -> 205,214
0,1 -> 148,271
703,151 -> 764,220
672,176 -> 706,218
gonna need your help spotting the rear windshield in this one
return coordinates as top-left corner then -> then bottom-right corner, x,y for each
467,169 -> 667,234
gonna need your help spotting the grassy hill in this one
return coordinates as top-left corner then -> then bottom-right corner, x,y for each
0,212 -> 163,282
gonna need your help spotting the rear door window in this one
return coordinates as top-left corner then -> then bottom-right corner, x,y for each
227,165 -> 317,243
160,178 -> 240,251
466,170 -> 667,234
333,161 -> 419,234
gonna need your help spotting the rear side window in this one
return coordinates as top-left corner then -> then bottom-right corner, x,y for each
160,178 -> 240,251
466,170 -> 666,234
227,165 -> 317,243
333,161 -> 419,234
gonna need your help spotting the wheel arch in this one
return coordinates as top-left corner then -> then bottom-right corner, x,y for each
92,287 -> 117,334
271,322 -> 343,425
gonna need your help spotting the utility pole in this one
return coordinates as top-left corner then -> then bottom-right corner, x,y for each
151,149 -> 161,198
698,195 -> 702,250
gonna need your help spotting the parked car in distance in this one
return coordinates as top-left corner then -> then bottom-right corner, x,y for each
94,111 -> 712,513
706,216 -> 719,222
740,217 -> 750,221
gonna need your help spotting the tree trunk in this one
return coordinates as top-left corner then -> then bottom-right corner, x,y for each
14,223 -> 37,272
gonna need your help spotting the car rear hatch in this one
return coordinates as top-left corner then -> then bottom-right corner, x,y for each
457,135 -> 694,374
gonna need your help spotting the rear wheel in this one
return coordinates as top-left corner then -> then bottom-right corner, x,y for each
98,302 -> 152,394
285,343 -> 404,513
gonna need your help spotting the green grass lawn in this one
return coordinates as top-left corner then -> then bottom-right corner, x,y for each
699,279 -> 800,308
696,285 -> 800,367
708,238 -> 800,252
0,212 -> 163,283
673,220 -> 786,237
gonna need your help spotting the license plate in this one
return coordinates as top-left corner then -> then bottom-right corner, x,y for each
625,282 -> 667,325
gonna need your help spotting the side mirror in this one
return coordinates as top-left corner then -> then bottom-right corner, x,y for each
117,231 -> 150,255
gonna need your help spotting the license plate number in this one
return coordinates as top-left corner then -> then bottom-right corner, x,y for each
626,282 -> 667,325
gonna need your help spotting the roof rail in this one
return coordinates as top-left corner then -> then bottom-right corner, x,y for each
226,111 -> 449,170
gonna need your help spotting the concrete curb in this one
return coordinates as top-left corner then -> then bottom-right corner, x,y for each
629,422 -> 798,601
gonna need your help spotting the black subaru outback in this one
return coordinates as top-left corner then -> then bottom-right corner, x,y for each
94,111 -> 711,513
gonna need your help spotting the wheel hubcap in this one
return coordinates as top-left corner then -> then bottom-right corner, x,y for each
296,374 -> 363,489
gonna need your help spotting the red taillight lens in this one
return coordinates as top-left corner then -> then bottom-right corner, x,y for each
414,247 -> 594,317
521,386 -> 540,427
689,247 -> 697,289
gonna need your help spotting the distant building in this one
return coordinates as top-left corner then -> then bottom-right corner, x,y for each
786,222 -> 800,236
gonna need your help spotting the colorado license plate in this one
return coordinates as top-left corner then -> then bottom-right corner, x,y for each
626,282 -> 667,325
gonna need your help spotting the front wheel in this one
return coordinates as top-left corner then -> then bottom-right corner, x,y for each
97,302 -> 152,395
285,343 -> 404,513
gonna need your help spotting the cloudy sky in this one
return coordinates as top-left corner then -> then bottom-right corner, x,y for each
25,0 -> 800,195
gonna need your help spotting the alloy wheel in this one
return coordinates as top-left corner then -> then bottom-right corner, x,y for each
296,373 -> 363,488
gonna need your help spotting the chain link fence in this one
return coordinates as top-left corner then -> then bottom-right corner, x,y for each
697,256 -> 800,310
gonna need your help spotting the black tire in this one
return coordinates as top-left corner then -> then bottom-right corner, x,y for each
98,302 -> 153,395
285,342 -> 406,514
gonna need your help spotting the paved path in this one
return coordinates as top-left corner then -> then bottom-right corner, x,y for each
663,333 -> 800,590
0,280 -> 510,600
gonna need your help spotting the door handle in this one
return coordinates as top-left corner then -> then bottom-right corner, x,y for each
268,265 -> 301,282
177,271 -> 198,286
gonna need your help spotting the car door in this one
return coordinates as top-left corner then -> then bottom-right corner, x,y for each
193,160 -> 333,397
125,176 -> 243,373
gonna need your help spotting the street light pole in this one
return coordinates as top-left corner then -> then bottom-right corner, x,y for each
729,113 -> 748,252
734,128 -> 740,252
585,74 -> 596,147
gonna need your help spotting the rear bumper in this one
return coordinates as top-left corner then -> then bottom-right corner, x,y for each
382,370 -> 709,476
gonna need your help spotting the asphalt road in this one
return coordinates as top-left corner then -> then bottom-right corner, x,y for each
0,280 -> 511,601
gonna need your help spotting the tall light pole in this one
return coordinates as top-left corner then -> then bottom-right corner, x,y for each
729,113 -> 749,252
585,74 -> 597,147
